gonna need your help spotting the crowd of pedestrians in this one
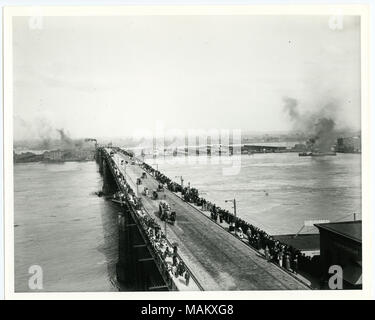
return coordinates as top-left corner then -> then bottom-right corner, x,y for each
140,215 -> 191,287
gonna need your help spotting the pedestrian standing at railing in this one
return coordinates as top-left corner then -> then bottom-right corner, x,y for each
257,234 -> 262,250
219,213 -> 223,223
237,227 -> 244,239
155,226 -> 161,239
164,246 -> 170,259
224,210 -> 229,223
212,204 -> 217,218
177,261 -> 185,277
292,254 -> 299,273
285,253 -> 291,271
185,271 -> 190,286
171,264 -> 177,278
278,251 -> 283,267
172,250 -> 178,267
201,199 -> 206,211
265,245 -> 270,261
246,228 -> 252,241
173,245 -> 178,257
272,247 -> 278,262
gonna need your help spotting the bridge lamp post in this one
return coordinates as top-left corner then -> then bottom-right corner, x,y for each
225,198 -> 237,218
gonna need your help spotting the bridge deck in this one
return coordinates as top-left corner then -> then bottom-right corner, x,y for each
112,150 -> 308,291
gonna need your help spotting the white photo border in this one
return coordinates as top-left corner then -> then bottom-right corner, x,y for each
2,3 -> 373,300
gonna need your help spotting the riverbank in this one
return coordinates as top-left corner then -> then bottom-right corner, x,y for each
13,149 -> 95,163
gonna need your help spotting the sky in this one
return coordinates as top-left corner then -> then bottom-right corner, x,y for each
13,14 -> 361,141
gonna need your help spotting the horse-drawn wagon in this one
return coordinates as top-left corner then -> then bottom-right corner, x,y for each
158,200 -> 176,225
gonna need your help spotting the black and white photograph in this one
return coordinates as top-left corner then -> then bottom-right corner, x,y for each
2,4 -> 372,299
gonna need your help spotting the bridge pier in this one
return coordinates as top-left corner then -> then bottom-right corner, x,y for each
96,148 -> 103,174
102,159 -> 118,195
116,207 -> 138,288
116,204 -> 166,291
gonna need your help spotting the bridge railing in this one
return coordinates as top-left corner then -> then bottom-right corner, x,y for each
101,148 -> 203,291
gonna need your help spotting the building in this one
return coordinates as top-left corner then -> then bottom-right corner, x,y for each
272,233 -> 320,257
291,143 -> 307,152
242,144 -> 287,153
13,151 -> 44,163
43,150 -> 64,161
336,136 -> 361,153
315,221 -> 362,289
43,149 -> 95,162
63,149 -> 95,161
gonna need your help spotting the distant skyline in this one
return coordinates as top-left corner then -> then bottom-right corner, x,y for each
13,15 -> 361,141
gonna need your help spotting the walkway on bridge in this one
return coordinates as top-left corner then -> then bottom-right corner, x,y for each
112,150 -> 309,291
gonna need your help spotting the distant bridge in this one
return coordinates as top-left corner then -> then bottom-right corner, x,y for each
122,143 -> 289,158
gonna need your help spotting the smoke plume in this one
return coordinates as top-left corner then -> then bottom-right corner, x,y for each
283,97 -> 300,120
14,116 -> 92,151
283,97 -> 337,152
57,128 -> 73,149
56,129 -> 88,149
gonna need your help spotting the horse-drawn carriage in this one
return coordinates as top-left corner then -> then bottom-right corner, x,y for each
158,200 -> 176,225
152,190 -> 158,200
142,187 -> 149,196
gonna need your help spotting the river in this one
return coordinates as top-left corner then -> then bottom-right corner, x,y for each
146,153 -> 361,235
14,161 -> 120,292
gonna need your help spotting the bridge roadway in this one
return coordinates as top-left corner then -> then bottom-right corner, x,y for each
111,149 -> 309,291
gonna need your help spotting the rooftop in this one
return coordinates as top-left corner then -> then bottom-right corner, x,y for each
314,220 -> 362,243
272,233 -> 320,251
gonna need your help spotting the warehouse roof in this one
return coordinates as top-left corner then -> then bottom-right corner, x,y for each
315,221 -> 362,243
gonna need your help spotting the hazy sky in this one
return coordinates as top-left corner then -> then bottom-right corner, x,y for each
13,15 -> 361,140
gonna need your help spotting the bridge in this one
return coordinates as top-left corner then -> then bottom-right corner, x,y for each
96,147 -> 309,291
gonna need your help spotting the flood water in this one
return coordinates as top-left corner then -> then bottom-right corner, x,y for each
14,152 -> 361,291
14,161 -> 121,292
147,153 -> 361,235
